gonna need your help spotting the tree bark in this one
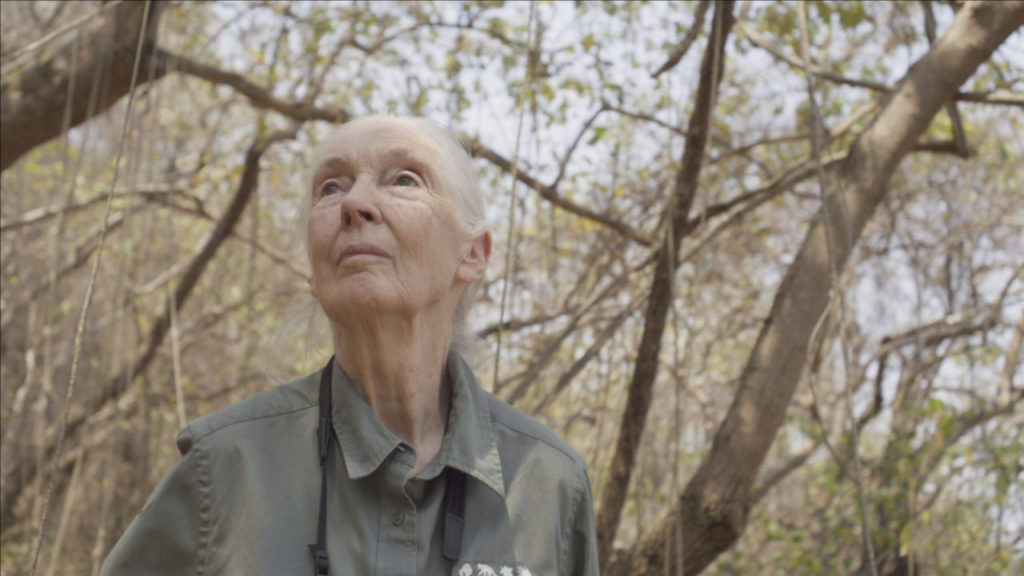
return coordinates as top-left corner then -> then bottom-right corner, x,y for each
595,2 -> 735,568
612,2 -> 1024,575
0,1 -> 164,172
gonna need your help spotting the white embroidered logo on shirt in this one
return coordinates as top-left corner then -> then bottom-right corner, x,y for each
457,562 -> 532,576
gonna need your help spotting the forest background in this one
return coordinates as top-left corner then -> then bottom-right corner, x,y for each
1,1 -> 1022,575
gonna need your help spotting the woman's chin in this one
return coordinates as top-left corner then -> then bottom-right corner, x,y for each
319,287 -> 399,321
334,294 -> 387,314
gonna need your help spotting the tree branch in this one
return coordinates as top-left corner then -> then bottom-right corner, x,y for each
749,442 -> 820,504
532,301 -> 638,415
464,139 -> 653,246
921,0 -> 970,158
476,309 -> 572,339
652,0 -> 712,78
151,48 -> 351,124
0,185 -> 188,232
737,19 -> 1024,110
595,2 -> 735,568
502,256 -> 649,404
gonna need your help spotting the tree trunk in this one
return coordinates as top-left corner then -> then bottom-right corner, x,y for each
595,2 -> 735,567
611,2 -> 1024,574
1,1 -> 164,172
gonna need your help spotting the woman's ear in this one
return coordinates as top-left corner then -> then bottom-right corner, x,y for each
457,231 -> 492,283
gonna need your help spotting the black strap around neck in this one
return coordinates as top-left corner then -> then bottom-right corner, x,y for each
308,357 -> 468,575
308,359 -> 333,576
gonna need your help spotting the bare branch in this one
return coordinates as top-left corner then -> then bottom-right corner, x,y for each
502,256 -> 650,404
552,105 -> 606,189
750,442 -> 820,504
465,139 -> 653,246
532,300 -> 639,415
709,132 -> 809,165
0,185 -> 188,232
476,309 -> 572,339
652,0 -> 711,78
922,0 -> 969,157
425,20 -> 530,51
603,103 -> 687,137
152,49 -> 351,123
736,20 -> 1024,110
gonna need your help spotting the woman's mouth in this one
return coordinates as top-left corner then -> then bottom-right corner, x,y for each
339,242 -> 390,263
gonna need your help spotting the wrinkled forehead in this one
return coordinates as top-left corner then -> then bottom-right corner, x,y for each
313,119 -> 443,173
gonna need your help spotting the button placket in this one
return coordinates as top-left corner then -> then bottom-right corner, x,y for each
376,447 -> 419,575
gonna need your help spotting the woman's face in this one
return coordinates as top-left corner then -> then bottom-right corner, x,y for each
306,120 -> 488,327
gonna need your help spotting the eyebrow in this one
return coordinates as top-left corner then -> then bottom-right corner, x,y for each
312,157 -> 353,189
379,148 -> 432,170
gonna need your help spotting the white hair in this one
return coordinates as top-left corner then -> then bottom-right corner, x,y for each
305,115 -> 487,357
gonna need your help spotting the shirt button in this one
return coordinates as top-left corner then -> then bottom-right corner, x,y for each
391,511 -> 405,526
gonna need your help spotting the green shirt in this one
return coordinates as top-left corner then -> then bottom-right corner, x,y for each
101,352 -> 599,575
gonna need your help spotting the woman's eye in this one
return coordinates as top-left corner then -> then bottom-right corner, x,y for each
320,181 -> 344,196
395,172 -> 420,187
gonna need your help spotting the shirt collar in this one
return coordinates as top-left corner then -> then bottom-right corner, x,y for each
434,351 -> 505,497
330,357 -> 403,479
329,352 -> 506,498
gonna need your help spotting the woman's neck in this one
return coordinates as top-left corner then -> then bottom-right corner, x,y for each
332,311 -> 452,476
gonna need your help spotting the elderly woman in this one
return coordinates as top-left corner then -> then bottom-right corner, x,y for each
101,116 -> 599,576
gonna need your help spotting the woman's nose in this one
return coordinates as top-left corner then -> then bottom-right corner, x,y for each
340,179 -> 382,227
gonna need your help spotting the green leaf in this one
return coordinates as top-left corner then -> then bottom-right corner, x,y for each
898,522 -> 914,556
838,3 -> 866,29
582,33 -> 596,52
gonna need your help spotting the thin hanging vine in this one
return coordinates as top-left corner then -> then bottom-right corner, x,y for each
28,3 -> 153,574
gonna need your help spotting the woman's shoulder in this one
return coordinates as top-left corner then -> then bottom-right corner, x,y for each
176,369 -> 321,454
482,390 -> 589,476
450,352 -> 587,475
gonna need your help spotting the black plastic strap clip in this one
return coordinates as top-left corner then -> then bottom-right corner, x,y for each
442,469 -> 468,561
309,544 -> 330,576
